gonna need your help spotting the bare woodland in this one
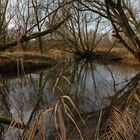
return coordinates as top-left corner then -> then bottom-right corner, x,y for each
0,0 -> 140,59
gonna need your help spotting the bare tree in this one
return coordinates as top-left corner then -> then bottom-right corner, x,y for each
0,0 -> 71,51
31,0 -> 43,53
78,0 -> 140,59
104,0 -> 140,58
56,1 -> 110,57
0,0 -> 9,43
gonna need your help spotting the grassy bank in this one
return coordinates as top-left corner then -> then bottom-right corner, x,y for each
0,51 -> 57,73
0,46 -> 139,74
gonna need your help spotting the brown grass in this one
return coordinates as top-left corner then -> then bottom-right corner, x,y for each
5,88 -> 140,140
110,47 -> 139,65
98,107 -> 139,140
0,51 -> 57,73
94,80 -> 140,140
47,48 -> 72,60
13,96 -> 85,140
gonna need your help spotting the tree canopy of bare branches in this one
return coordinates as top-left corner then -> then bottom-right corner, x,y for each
1,0 -> 140,59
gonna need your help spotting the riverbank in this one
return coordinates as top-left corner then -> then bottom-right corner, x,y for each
0,52 -> 57,73
0,48 -> 139,74
47,46 -> 140,65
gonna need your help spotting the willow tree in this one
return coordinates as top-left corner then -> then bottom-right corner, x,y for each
55,1 -> 110,57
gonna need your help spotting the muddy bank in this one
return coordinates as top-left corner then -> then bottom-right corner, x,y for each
73,51 -> 123,62
0,53 -> 57,74
73,51 -> 140,67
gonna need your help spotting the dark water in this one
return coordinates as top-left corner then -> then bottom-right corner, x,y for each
0,60 -> 140,140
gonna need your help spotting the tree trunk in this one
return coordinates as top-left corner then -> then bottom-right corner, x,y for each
105,0 -> 140,60
0,15 -> 70,51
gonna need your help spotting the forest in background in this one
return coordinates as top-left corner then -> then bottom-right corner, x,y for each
0,0 -> 140,60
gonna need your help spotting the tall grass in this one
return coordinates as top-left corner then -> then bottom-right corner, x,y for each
6,96 -> 86,140
93,80 -> 140,140
4,73 -> 140,140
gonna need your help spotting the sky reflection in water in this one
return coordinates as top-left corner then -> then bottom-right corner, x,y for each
0,60 -> 139,139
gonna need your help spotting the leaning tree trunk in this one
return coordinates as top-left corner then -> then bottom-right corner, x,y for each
105,0 -> 140,60
0,15 -> 70,51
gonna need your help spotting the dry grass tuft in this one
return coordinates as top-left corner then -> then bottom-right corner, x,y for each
99,107 -> 139,140
5,82 -> 140,140
54,96 -> 86,140
95,83 -> 140,140
21,108 -> 53,140
6,96 -> 85,140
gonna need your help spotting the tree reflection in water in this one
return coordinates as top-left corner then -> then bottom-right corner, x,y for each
0,60 -> 139,139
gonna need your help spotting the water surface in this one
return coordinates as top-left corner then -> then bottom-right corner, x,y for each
0,60 -> 139,139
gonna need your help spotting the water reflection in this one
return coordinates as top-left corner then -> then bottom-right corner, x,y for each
0,60 -> 139,139
51,60 -> 138,112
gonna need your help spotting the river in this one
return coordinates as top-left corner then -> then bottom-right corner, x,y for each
0,59 -> 139,140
